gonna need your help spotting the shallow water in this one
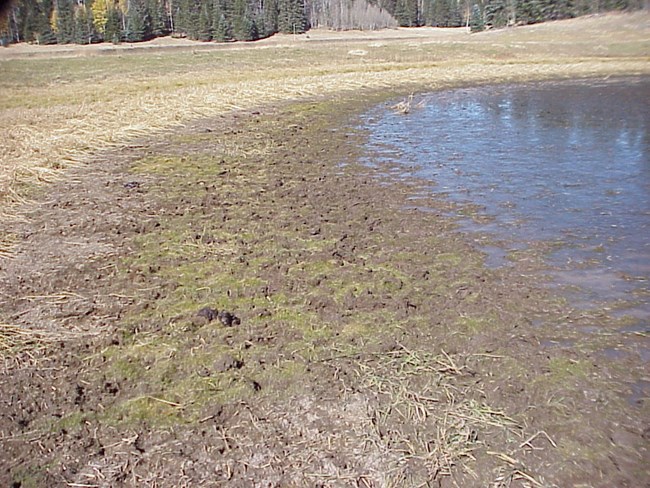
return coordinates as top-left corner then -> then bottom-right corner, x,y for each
362,78 -> 650,336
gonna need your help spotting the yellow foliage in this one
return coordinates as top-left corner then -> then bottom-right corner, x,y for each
50,6 -> 58,33
0,14 -> 9,37
91,0 -> 109,34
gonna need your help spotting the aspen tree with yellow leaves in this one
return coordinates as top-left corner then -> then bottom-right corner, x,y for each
92,0 -> 110,35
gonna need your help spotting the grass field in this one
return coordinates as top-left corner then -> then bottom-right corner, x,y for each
0,12 -> 648,229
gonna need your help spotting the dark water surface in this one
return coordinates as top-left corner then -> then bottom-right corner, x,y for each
362,78 -> 650,340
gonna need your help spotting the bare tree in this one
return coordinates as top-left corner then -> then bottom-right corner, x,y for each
307,0 -> 397,30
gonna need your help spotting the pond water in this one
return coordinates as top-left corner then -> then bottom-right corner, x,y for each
362,78 -> 649,338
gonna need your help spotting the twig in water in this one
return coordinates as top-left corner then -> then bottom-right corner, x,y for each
391,94 -> 414,114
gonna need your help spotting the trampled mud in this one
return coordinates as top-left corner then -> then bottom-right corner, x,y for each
1,97 -> 647,487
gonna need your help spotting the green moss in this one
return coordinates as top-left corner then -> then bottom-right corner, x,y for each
455,313 -> 499,334
101,395 -> 186,427
547,357 -> 591,382
50,411 -> 87,434
110,355 -> 147,382
435,253 -> 464,267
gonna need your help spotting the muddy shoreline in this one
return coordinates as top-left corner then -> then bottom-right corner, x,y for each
1,92 -> 648,487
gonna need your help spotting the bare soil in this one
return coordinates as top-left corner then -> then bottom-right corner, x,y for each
1,94 -> 648,487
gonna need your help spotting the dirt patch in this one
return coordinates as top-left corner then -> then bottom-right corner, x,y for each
1,95 -> 648,487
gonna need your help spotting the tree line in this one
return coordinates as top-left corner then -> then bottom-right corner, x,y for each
0,0 -> 308,44
389,0 -> 646,30
0,0 -> 645,45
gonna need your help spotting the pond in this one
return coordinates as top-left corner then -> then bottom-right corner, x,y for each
362,78 -> 649,341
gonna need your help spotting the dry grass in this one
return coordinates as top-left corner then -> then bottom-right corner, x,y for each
0,12 -> 648,247
0,323 -> 57,366
355,346 -> 525,485
169,346 -> 547,487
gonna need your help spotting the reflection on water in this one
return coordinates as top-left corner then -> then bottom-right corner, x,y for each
362,78 -> 649,334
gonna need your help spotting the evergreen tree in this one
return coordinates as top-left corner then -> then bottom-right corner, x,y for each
232,12 -> 257,40
124,0 -> 151,42
54,0 -> 75,43
516,0 -> 544,24
74,4 -> 94,44
147,0 -> 169,37
232,0 -> 259,39
174,0 -> 201,38
20,0 -> 38,42
430,0 -> 462,27
469,3 -> 484,31
541,0 -> 574,20
211,0 -> 233,41
198,1 -> 212,40
261,0 -> 279,37
104,5 -> 123,43
434,0 -> 451,27
37,3 -> 58,44
394,0 -> 418,26
213,12 -> 231,40
278,0 -> 306,33
485,0 -> 509,27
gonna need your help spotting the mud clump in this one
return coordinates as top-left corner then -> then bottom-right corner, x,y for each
195,307 -> 240,326
213,354 -> 243,373
196,306 -> 219,322
217,310 -> 240,327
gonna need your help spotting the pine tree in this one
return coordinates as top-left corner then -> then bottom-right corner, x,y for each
213,12 -> 231,40
54,0 -> 75,43
516,0 -> 544,24
124,0 -> 151,42
232,0 -> 258,40
278,0 -> 306,33
485,0 -> 508,27
469,3 -> 484,31
34,0 -> 57,44
433,0 -> 452,27
212,0 -> 232,41
174,0 -> 200,38
74,4 -> 94,44
185,0 -> 202,39
394,0 -> 418,27
198,1 -> 212,40
20,0 -> 38,42
261,0 -> 279,37
105,5 -> 123,43
147,0 -> 168,37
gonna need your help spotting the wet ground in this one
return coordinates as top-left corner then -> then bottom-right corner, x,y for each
363,77 -> 649,364
1,94 -> 648,487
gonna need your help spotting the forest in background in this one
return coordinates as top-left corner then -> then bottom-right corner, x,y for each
0,0 -> 646,45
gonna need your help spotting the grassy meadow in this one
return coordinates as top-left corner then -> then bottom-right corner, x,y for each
0,12 -> 648,231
